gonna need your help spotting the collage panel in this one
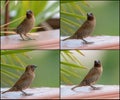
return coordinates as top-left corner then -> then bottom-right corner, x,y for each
1,1 -> 60,49
60,50 -> 119,99
1,50 -> 60,99
60,1 -> 119,49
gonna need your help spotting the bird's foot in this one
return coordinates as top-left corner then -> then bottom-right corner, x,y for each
27,38 -> 35,40
19,39 -> 28,41
83,41 -> 94,44
71,87 -> 76,90
90,86 -> 102,90
21,90 -> 33,96
82,39 -> 94,44
19,38 -> 35,41
22,93 -> 33,96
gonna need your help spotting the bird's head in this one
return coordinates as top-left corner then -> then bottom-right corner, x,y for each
87,13 -> 94,20
26,10 -> 33,19
25,65 -> 37,72
94,60 -> 101,67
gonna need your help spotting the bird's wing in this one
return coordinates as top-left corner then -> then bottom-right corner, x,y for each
80,68 -> 99,86
16,19 -> 27,33
12,73 -> 29,88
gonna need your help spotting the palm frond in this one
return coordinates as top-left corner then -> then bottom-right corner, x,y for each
1,50 -> 34,87
61,1 -> 90,36
61,50 -> 87,84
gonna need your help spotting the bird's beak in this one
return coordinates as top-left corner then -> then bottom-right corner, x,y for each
32,65 -> 37,71
34,65 -> 37,68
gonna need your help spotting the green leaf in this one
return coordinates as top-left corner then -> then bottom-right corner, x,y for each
1,69 -> 20,79
61,61 -> 86,69
61,1 -> 90,36
35,1 -> 59,25
1,63 -> 24,70
61,50 -> 87,84
61,67 -> 80,78
1,50 -> 33,55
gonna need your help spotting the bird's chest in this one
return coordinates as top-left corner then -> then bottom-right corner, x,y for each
17,18 -> 34,34
21,73 -> 35,89
24,19 -> 34,32
76,21 -> 95,38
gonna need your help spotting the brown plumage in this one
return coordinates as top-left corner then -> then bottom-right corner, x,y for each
2,65 -> 37,95
63,13 -> 96,44
71,60 -> 102,90
16,10 -> 35,40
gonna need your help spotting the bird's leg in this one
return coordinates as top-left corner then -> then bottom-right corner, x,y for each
71,85 -> 80,90
90,85 -> 97,89
19,34 -> 26,41
86,80 -> 101,90
90,85 -> 101,90
24,34 -> 35,40
21,90 -> 33,96
82,38 -> 94,44
21,90 -> 28,95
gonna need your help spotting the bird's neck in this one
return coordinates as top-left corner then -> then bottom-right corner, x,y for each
87,17 -> 94,21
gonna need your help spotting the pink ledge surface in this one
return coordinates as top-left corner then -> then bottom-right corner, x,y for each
61,36 -> 119,50
1,87 -> 59,99
1,29 -> 59,49
61,85 -> 119,99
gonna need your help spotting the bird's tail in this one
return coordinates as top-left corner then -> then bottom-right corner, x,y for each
2,90 -> 10,94
62,35 -> 76,41
1,88 -> 13,94
71,85 -> 81,90
62,37 -> 71,41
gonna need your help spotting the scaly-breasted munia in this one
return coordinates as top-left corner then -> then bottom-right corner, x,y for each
2,65 -> 37,95
16,10 -> 35,40
63,13 -> 96,44
71,60 -> 102,90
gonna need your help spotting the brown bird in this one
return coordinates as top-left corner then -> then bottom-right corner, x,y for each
2,65 -> 37,96
62,13 -> 96,44
16,10 -> 35,40
71,60 -> 102,90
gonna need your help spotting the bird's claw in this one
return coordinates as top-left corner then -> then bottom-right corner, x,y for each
19,38 -> 35,41
22,93 -> 33,96
83,41 -> 94,44
27,38 -> 35,40
91,86 -> 102,90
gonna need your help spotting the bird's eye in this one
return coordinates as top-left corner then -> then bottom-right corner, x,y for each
87,13 -> 93,16
26,10 -> 32,14
89,13 -> 93,16
29,11 -> 32,13
30,65 -> 37,69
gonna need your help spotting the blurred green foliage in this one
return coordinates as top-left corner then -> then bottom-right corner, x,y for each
1,50 -> 33,86
90,1 -> 119,36
26,50 -> 59,87
61,1 -> 119,36
101,50 -> 119,85
61,1 -> 88,35
61,50 -> 87,84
